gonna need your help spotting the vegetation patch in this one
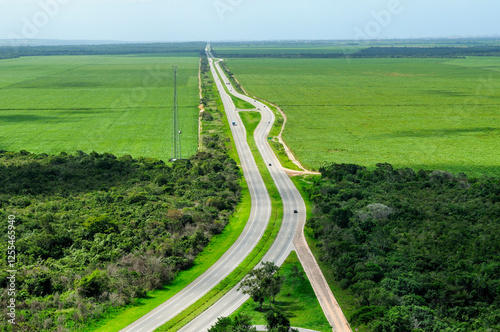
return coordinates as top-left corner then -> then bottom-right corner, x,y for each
305,163 -> 500,331
0,147 -> 241,332
231,95 -> 255,110
211,39 -> 500,58
0,42 -> 206,60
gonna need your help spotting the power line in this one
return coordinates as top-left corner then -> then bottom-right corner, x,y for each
171,65 -> 181,161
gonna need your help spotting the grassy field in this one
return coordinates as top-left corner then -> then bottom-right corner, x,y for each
0,54 -> 200,161
223,56 -> 500,177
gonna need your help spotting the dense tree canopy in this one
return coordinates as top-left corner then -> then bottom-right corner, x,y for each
306,163 -> 500,331
0,42 -> 206,60
0,147 -> 241,331
211,45 -> 500,59
208,314 -> 257,332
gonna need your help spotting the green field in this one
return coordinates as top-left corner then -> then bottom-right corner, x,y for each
223,56 -> 500,176
0,54 -> 200,161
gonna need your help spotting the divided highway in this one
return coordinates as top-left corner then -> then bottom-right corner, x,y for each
122,45 -> 351,332
177,47 -> 302,332
118,50 -> 273,332
179,47 -> 352,331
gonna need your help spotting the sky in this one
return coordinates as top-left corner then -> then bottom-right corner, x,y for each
0,0 -> 499,42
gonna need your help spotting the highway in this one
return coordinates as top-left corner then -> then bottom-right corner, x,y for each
118,48 -> 273,332
177,47 -> 301,332
180,46 -> 351,332
122,45 -> 351,332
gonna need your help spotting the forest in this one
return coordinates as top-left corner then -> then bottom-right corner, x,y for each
306,163 -> 500,331
211,45 -> 500,58
2,42 -> 499,60
0,145 -> 241,331
0,42 -> 207,59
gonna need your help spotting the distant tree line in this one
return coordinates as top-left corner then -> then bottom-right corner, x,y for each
305,163 -> 500,331
3,42 -> 499,60
356,46 -> 500,58
0,42 -> 207,60
211,45 -> 500,59
0,145 -> 241,331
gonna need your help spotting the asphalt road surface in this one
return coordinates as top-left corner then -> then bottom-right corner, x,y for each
179,49 -> 300,332
122,45 -> 351,332
118,49 -> 273,332
180,46 -> 351,332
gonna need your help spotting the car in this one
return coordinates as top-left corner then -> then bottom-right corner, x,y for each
293,210 -> 298,213
269,163 -> 272,166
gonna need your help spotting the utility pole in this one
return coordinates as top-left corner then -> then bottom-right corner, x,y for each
171,65 -> 181,161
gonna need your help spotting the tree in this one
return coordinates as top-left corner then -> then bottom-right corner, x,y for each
75,269 -> 109,298
238,270 -> 266,309
238,262 -> 284,309
208,314 -> 256,332
83,215 -> 118,239
262,262 -> 285,304
266,308 -> 299,332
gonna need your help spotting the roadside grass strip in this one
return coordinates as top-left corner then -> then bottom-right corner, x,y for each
264,102 -> 303,172
214,63 -> 255,110
232,94 -> 256,110
222,69 -> 302,172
